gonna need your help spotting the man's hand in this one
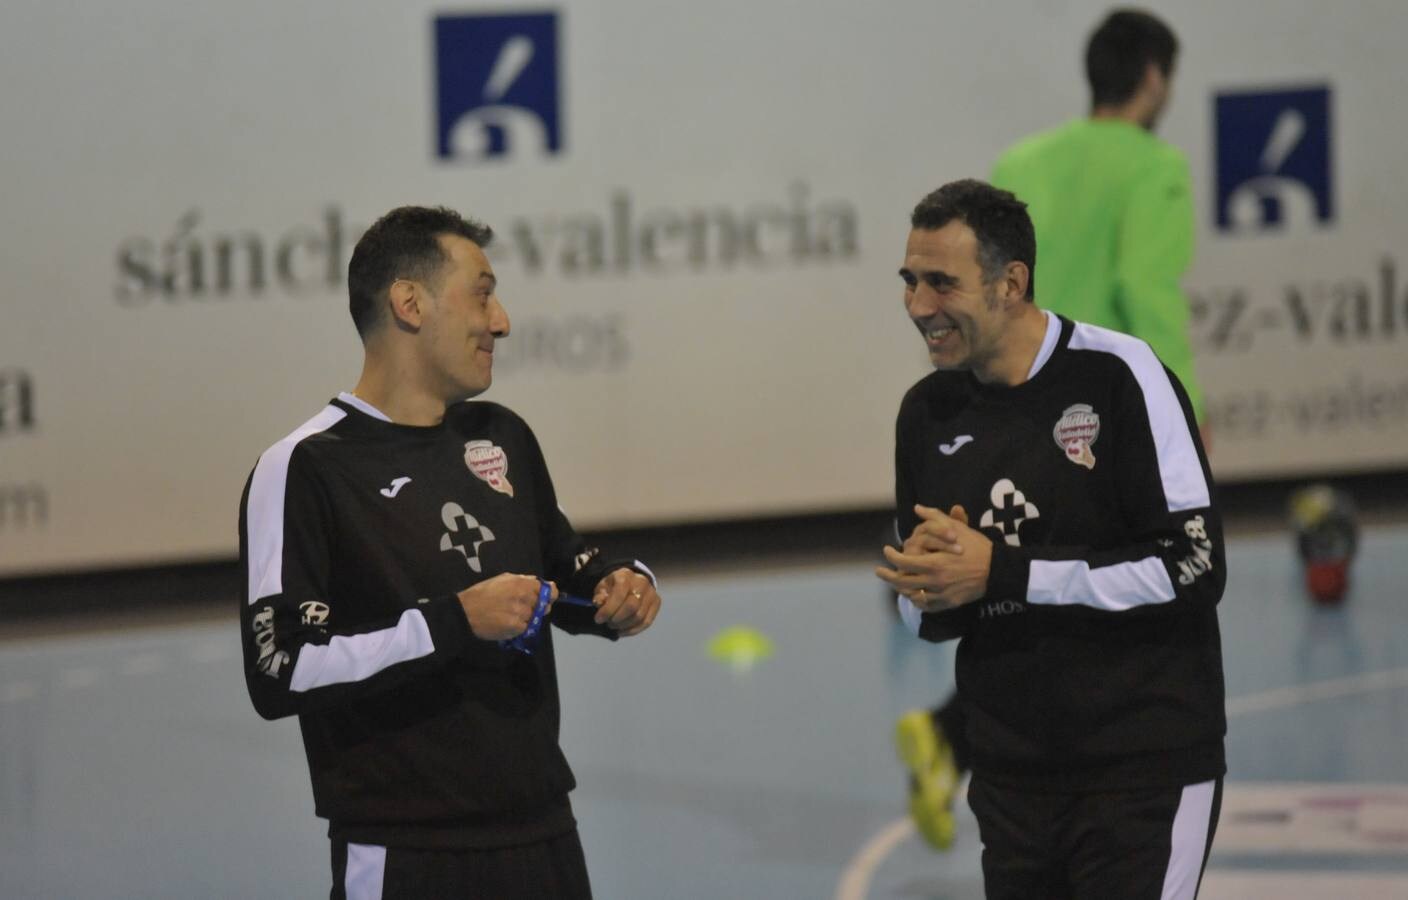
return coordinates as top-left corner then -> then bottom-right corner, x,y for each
592,568 -> 661,637
458,574 -> 557,641
902,503 -> 970,555
876,504 -> 992,611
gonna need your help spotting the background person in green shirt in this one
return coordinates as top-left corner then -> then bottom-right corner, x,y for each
895,8 -> 1210,854
991,9 -> 1201,422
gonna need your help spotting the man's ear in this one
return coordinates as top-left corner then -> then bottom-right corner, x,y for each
387,279 -> 423,330
1002,260 -> 1031,304
1142,60 -> 1167,96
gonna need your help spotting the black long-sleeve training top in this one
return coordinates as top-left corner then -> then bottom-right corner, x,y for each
896,313 -> 1226,792
239,394 -> 644,849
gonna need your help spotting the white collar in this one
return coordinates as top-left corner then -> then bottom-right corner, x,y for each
337,391 -> 392,422
1025,311 -> 1061,380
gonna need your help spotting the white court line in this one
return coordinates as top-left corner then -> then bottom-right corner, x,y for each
1224,666 -> 1408,716
833,818 -> 915,900
834,665 -> 1408,900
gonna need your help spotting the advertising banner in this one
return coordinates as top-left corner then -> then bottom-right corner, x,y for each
2,0 -> 1404,574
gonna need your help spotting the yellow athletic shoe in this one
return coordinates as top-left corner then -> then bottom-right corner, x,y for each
894,710 -> 958,850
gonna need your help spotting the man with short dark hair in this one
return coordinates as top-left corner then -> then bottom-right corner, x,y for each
896,8 -> 1209,854
878,179 -> 1225,899
239,205 -> 661,898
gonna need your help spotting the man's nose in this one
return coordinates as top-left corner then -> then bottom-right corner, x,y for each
906,285 -> 939,317
489,295 -> 510,338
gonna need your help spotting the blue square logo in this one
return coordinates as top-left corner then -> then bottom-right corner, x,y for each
434,12 -> 561,161
1214,85 -> 1333,232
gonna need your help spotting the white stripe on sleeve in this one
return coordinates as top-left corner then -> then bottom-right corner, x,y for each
632,559 -> 659,587
897,596 -> 923,635
1160,780 -> 1217,900
345,842 -> 387,900
289,608 -> 436,693
1029,557 -> 1176,611
245,406 -> 346,604
1068,324 -> 1209,512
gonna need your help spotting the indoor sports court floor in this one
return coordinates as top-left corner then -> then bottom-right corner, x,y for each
2,524 -> 1405,898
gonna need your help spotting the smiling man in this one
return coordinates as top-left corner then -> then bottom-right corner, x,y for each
896,9 -> 1211,858
238,206 -> 660,899
878,180 -> 1226,900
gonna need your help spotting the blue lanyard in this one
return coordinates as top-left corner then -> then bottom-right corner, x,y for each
501,581 -> 595,654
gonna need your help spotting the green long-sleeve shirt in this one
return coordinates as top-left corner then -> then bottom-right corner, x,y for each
991,118 -> 1203,420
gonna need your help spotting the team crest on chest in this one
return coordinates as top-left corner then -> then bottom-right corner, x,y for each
1053,404 -> 1100,470
464,440 -> 514,496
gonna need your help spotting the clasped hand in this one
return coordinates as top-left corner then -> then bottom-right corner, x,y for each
459,573 -> 559,641
457,568 -> 661,641
875,504 -> 993,611
590,568 -> 661,637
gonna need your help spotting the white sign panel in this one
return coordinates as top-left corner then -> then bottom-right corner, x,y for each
2,0 -> 1405,575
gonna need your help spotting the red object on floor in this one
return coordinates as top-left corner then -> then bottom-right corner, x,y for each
1305,561 -> 1349,605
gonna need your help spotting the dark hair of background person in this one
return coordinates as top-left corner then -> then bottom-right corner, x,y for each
1085,9 -> 1179,108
